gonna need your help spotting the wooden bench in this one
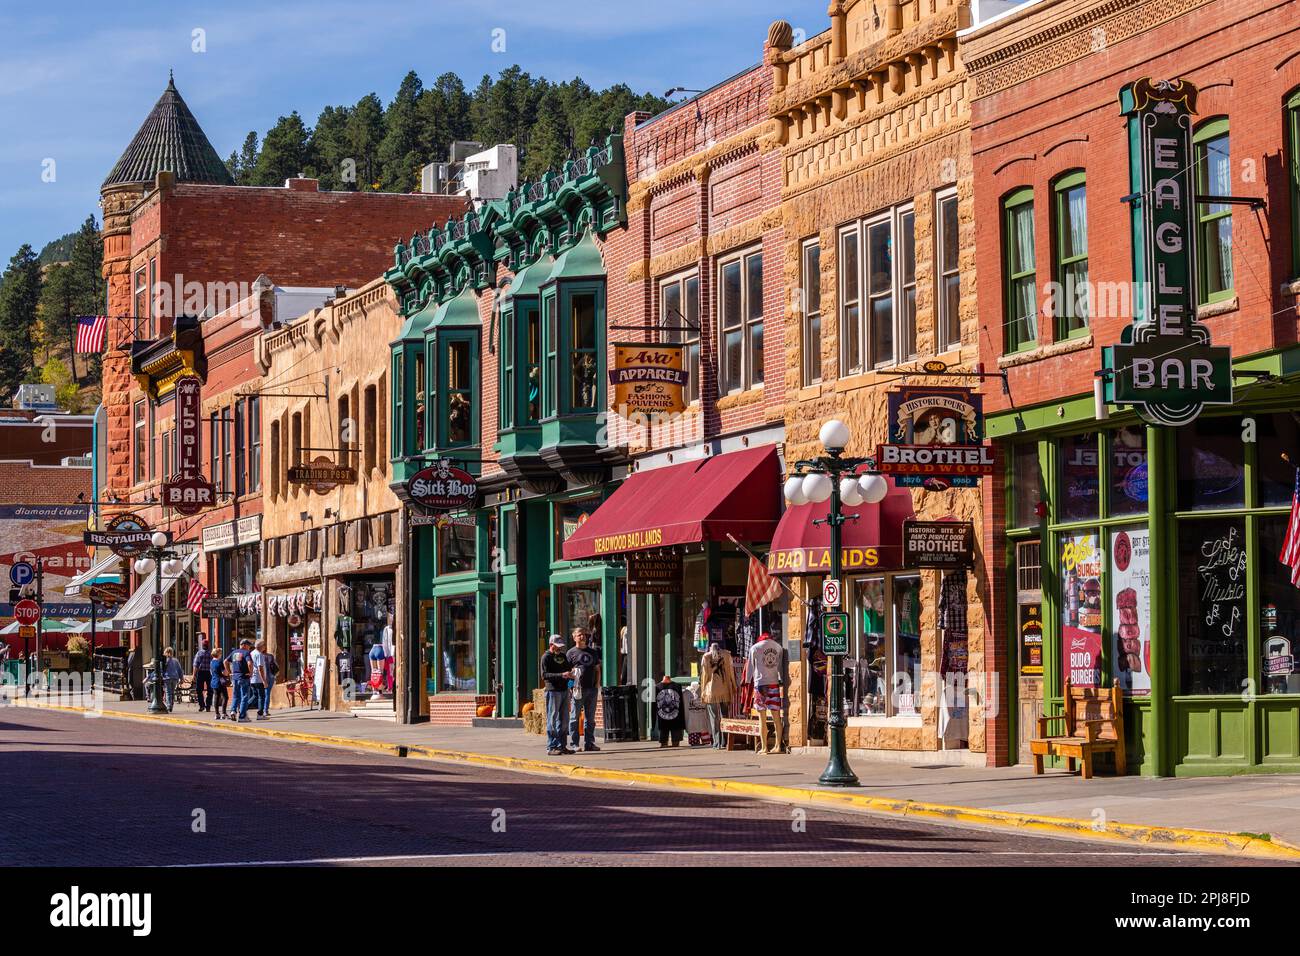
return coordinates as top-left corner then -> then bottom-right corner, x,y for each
1029,679 -> 1126,779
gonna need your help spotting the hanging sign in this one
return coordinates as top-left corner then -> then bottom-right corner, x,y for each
609,343 -> 687,415
903,520 -> 975,568
877,386 -> 994,490
88,582 -> 128,608
406,460 -> 477,513
288,457 -> 357,494
1103,78 -> 1232,427
164,376 -> 215,515
200,597 -> 240,618
626,553 -> 682,594
82,512 -> 166,558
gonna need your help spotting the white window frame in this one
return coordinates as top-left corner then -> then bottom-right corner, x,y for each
657,269 -> 701,405
935,188 -> 960,353
801,238 -> 822,386
840,203 -> 917,372
717,245 -> 764,395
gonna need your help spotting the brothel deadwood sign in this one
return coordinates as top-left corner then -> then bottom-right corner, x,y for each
163,375 -> 216,515
875,385 -> 995,491
1103,78 -> 1232,426
406,460 -> 477,514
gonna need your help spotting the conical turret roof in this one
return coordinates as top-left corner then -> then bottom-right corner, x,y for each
102,73 -> 234,188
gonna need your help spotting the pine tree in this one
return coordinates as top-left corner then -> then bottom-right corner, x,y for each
36,262 -> 73,366
67,216 -> 104,383
252,113 -> 310,186
235,132 -> 260,185
0,244 -> 42,402
415,72 -> 472,164
345,94 -> 385,190
522,87 -> 570,180
377,71 -> 424,192
307,106 -> 352,189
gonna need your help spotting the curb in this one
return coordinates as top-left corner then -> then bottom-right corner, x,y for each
23,700 -> 1300,862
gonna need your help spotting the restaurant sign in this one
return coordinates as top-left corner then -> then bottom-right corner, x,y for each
877,386 -> 994,490
609,343 -> 687,415
82,512 -> 168,558
1103,78 -> 1232,427
903,520 -> 975,569
407,460 -> 478,513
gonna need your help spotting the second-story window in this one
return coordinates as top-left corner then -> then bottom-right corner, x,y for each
801,240 -> 822,386
569,292 -> 598,410
718,247 -> 763,394
413,352 -> 426,450
500,303 -> 516,431
442,337 -> 475,446
1003,187 -> 1037,353
269,419 -> 280,499
235,397 -> 247,497
221,405 -> 232,495
392,352 -> 404,459
363,386 -> 376,474
1288,89 -> 1300,278
1053,170 -> 1089,337
337,394 -> 351,465
1195,117 -> 1233,304
840,205 -> 916,370
936,190 -> 960,352
134,267 -> 148,339
249,396 -> 262,492
543,296 -> 558,417
659,271 -> 700,404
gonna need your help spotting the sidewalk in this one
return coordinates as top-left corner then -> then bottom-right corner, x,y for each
20,693 -> 1300,861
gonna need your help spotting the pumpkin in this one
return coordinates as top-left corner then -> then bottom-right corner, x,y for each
476,704 -> 494,718
521,702 -> 534,716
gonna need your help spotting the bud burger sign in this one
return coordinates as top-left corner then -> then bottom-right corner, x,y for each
407,461 -> 477,513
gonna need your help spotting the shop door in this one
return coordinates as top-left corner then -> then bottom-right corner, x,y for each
438,596 -> 476,693
1016,541 -> 1044,764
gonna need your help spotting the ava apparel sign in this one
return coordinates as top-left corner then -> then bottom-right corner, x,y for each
1103,78 -> 1232,427
163,376 -> 216,516
609,343 -> 687,415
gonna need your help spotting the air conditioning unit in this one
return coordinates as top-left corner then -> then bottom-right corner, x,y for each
62,456 -> 92,468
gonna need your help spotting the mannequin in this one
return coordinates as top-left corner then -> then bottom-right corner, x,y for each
747,631 -> 786,754
699,642 -> 737,750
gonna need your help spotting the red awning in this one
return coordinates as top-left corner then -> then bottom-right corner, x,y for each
561,445 -> 781,561
766,482 -> 915,576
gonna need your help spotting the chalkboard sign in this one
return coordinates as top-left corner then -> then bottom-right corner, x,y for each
1181,519 -> 1247,695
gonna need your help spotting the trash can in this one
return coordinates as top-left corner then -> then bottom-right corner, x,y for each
601,684 -> 640,742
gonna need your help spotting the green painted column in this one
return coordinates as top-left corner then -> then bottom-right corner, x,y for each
1146,423 -> 1168,776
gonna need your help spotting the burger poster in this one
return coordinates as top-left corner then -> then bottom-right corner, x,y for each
1109,527 -> 1151,697
1060,531 -> 1102,688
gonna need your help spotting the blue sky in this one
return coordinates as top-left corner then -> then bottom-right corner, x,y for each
0,0 -> 815,258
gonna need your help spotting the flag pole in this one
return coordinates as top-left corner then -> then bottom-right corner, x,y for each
725,534 -> 803,606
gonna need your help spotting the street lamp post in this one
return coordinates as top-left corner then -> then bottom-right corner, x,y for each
134,531 -> 179,715
784,420 -> 889,788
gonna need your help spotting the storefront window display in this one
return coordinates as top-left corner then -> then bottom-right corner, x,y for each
1178,518 -> 1247,696
1012,442 -> 1043,528
1259,516 -> 1300,694
438,595 -> 476,692
1176,416 -> 1245,510
559,583 -> 601,650
554,496 -> 601,561
341,578 -> 395,698
1108,426 -> 1148,517
438,516 -> 477,575
1058,432 -> 1099,522
847,573 -> 921,717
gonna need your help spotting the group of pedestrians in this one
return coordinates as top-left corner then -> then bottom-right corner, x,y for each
540,628 -> 601,755
189,635 -> 277,721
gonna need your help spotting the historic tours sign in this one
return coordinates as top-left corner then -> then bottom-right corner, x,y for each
876,386 -> 994,490
1103,78 -> 1232,427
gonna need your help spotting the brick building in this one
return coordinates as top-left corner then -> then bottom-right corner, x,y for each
97,77 -> 467,672
964,0 -> 1300,774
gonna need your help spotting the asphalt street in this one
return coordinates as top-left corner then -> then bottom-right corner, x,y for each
0,708 -> 1278,867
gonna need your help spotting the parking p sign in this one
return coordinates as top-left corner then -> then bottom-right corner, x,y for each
9,560 -> 35,588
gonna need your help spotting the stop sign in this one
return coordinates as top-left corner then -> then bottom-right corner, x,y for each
13,599 -> 40,626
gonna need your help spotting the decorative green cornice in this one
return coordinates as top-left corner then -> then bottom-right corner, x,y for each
385,134 -> 626,317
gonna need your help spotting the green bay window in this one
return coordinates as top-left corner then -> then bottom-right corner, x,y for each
1194,117 -> 1233,304
1003,187 -> 1037,353
541,230 -> 607,416
500,303 -> 515,431
426,287 -> 482,452
543,293 -> 558,417
569,290 -> 598,410
1053,170 -> 1089,338
414,350 -> 427,451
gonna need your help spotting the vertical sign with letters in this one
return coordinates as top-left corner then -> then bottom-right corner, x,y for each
163,374 -> 216,515
1103,78 -> 1232,426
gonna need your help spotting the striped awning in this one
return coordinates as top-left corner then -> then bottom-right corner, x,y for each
63,552 -> 122,596
111,553 -> 199,631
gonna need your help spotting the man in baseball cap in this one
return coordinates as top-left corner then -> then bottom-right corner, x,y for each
541,635 -> 574,755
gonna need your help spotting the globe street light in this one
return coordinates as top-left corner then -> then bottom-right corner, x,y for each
783,420 -> 891,787
135,532 -> 179,714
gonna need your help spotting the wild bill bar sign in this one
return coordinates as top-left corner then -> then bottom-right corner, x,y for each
163,375 -> 216,515
609,343 -> 687,415
1103,78 -> 1232,427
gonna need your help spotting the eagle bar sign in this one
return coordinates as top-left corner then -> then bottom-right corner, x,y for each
1103,78 -> 1232,426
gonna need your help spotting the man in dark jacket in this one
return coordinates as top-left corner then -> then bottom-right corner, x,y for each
192,636 -> 212,712
541,634 -> 573,756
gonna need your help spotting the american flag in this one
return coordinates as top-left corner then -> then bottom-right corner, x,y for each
1280,470 -> 1300,588
186,578 -> 209,615
744,555 -> 783,616
74,315 -> 108,353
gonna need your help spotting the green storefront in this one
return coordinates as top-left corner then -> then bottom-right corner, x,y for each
386,138 -> 628,718
992,347 -> 1300,776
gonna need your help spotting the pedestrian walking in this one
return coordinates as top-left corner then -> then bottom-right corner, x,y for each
226,639 -> 254,722
209,645 -> 228,719
162,647 -> 184,712
653,675 -> 685,747
250,638 -> 271,720
566,627 -> 600,752
541,634 -> 574,756
125,646 -> 138,701
192,636 -> 212,712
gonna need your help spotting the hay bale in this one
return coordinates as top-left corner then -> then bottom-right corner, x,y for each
523,687 -> 548,734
